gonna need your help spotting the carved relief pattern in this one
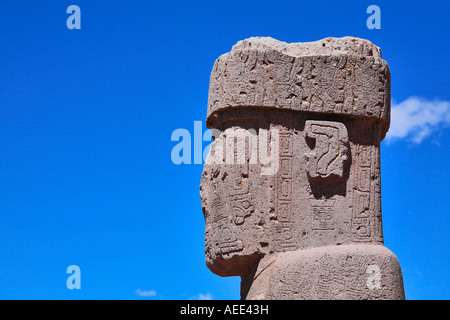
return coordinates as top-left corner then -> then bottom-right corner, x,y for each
208,38 -> 390,128
270,250 -> 404,300
206,166 -> 246,256
310,199 -> 335,230
269,113 -> 297,252
201,126 -> 258,270
351,121 -> 383,243
304,120 -> 349,181
228,162 -> 254,226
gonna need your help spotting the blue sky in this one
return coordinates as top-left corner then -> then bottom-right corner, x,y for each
0,0 -> 449,300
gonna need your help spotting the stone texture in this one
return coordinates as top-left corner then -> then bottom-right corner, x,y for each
207,37 -> 390,135
200,36 -> 404,299
242,244 -> 405,300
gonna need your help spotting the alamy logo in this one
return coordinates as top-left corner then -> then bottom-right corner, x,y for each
66,265 -> 81,290
66,5 -> 81,30
170,121 -> 279,176
366,264 -> 381,290
366,5 -> 381,30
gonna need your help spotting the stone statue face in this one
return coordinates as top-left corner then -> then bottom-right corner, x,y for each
200,111 -> 374,277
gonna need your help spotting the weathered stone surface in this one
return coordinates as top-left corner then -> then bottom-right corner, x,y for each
207,37 -> 391,136
242,244 -> 405,300
200,37 -> 404,300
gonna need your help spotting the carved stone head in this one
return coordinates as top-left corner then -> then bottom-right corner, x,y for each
200,37 -> 390,277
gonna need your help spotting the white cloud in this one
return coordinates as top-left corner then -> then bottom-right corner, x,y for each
386,97 -> 450,143
189,292 -> 213,300
135,288 -> 157,297
198,292 -> 213,300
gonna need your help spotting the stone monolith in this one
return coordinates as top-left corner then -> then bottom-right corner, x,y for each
200,37 -> 405,300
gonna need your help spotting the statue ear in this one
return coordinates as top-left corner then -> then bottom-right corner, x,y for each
304,120 -> 349,183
